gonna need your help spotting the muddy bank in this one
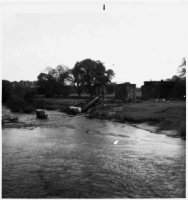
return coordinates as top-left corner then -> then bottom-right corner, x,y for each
85,101 -> 185,138
3,98 -> 186,139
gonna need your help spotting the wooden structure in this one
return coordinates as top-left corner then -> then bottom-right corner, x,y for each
82,95 -> 102,112
2,115 -> 18,124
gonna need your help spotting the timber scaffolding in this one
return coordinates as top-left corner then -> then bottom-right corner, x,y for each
68,95 -> 103,114
82,95 -> 103,112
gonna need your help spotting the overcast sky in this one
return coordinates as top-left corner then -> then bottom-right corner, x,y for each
2,1 -> 187,87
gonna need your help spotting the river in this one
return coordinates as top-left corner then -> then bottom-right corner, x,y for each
2,108 -> 186,198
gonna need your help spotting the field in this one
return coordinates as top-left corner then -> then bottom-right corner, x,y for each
122,100 -> 186,136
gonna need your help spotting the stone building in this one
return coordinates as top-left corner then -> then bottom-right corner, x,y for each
115,82 -> 136,102
141,80 -> 186,100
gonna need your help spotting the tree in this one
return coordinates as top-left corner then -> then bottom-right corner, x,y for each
71,59 -> 96,97
55,65 -> 71,96
2,80 -> 12,103
80,59 -> 97,97
165,57 -> 186,99
96,69 -> 115,87
172,75 -> 181,81
71,62 -> 85,97
37,72 -> 57,97
106,82 -> 116,94
37,65 -> 71,97
166,57 -> 186,82
94,64 -> 115,99
37,73 -> 48,94
71,59 -> 115,98
178,57 -> 186,78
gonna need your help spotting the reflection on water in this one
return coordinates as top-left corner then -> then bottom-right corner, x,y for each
2,110 -> 185,198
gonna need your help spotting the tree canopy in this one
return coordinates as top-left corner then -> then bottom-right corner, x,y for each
2,80 -> 12,103
37,65 -> 71,97
71,59 -> 115,97
166,57 -> 186,82
36,59 -> 115,98
178,57 -> 186,78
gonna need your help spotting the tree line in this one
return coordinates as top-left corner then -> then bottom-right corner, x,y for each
2,57 -> 186,113
37,58 -> 115,98
166,57 -> 186,82
2,58 -> 115,113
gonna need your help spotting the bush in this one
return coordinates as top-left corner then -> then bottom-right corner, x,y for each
35,99 -> 46,109
23,105 -> 35,113
24,90 -> 36,103
45,93 -> 55,98
6,96 -> 25,112
6,95 -> 36,113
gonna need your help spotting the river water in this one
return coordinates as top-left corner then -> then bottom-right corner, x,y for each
2,108 -> 186,198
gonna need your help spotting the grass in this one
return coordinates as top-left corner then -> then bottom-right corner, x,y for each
114,101 -> 185,138
87,100 -> 185,138
121,101 -> 185,134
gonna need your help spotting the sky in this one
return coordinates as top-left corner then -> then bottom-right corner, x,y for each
1,1 -> 187,87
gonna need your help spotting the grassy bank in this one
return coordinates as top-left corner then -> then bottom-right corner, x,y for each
88,100 -> 186,138
11,96 -> 185,138
122,101 -> 185,133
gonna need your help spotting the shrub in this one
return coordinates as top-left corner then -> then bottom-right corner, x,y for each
6,95 -> 36,113
24,90 -> 36,103
35,99 -> 46,109
6,96 -> 25,112
23,105 -> 35,113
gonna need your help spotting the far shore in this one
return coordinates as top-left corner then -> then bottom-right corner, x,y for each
3,97 -> 186,139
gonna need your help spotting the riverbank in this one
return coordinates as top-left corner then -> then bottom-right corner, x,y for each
3,97 -> 186,138
33,98 -> 186,138
87,100 -> 186,138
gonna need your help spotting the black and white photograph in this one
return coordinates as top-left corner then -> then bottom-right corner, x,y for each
1,0 -> 186,198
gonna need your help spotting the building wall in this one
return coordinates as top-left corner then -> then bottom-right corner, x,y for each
115,82 -> 136,102
136,88 -> 142,98
141,81 -> 185,100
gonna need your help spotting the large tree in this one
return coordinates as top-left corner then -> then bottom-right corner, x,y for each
37,65 -> 71,97
71,59 -> 115,98
94,64 -> 115,99
37,72 -> 57,97
80,59 -> 97,97
37,73 -> 48,94
55,65 -> 71,96
71,62 -> 85,97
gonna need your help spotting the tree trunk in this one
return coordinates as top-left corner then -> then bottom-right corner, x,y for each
89,87 -> 93,98
103,85 -> 106,100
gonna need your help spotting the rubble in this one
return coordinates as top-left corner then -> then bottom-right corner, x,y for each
36,110 -> 48,119
69,106 -> 82,114
2,115 -> 19,124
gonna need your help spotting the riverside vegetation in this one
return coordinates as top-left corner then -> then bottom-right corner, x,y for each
2,58 -> 186,138
3,94 -> 186,139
